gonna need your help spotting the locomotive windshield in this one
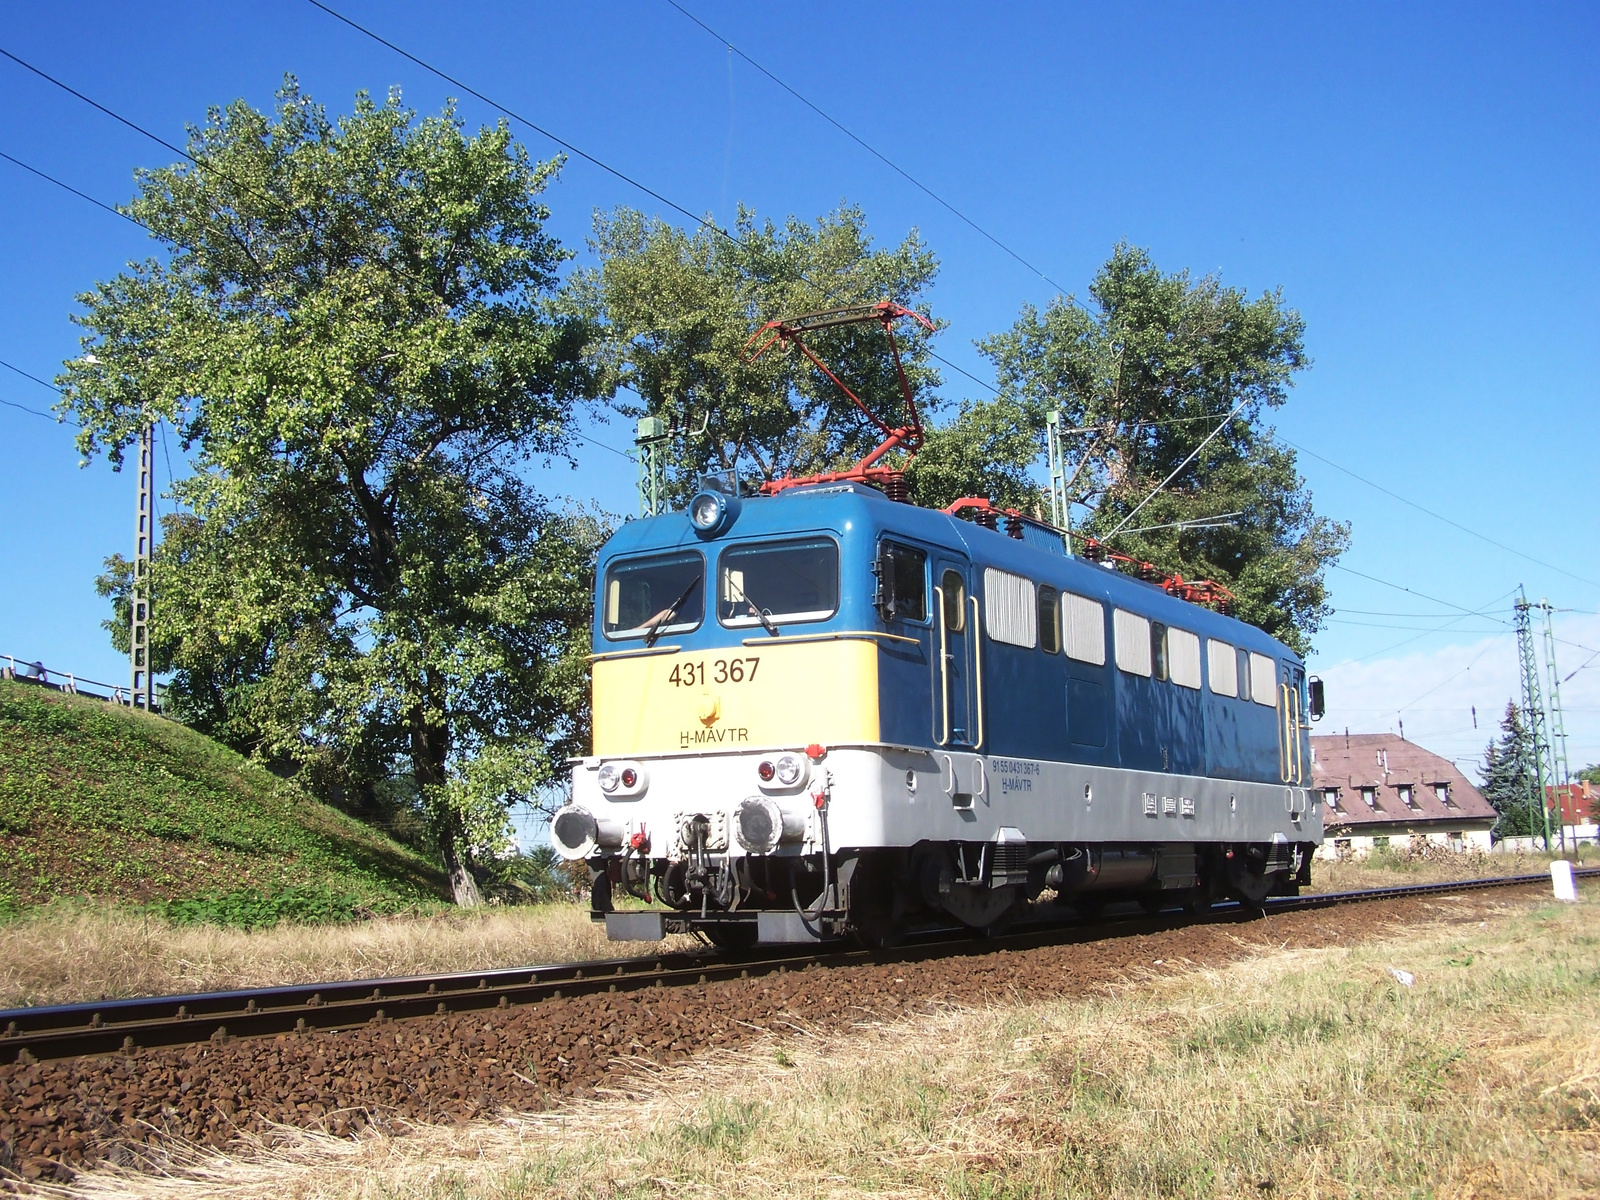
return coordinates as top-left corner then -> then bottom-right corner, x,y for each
718,538 -> 839,628
602,552 -> 704,639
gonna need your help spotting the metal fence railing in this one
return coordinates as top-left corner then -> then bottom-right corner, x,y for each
1,653 -> 163,713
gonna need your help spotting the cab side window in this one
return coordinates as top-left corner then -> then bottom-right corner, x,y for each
876,541 -> 928,622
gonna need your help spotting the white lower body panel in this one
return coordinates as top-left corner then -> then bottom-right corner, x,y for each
569,744 -> 1321,857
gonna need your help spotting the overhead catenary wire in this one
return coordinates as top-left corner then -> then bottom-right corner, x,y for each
662,0 -> 1073,299
1281,434 -> 1600,591
1390,640 -> 1501,717
1102,397 -> 1251,541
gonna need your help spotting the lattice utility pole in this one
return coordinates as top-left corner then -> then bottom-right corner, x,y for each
635,416 -> 669,517
1513,589 -> 1554,849
1539,599 -> 1572,851
1046,410 -> 1068,535
129,421 -> 154,712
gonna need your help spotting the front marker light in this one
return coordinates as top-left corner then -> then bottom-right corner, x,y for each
620,767 -> 638,788
598,763 -> 621,793
757,760 -> 776,782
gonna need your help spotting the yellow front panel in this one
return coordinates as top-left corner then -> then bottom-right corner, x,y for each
593,640 -> 880,756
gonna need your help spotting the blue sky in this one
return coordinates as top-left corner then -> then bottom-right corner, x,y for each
1,1 -> 1596,779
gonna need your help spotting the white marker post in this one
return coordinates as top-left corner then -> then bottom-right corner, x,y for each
1550,860 -> 1578,903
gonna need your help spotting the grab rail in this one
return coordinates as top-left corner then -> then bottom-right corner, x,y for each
587,645 -> 682,663
739,631 -> 920,647
970,593 -> 984,751
933,585 -> 950,746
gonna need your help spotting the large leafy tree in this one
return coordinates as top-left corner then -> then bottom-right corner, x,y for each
974,244 -> 1348,654
64,81 -> 601,904
1480,702 -> 1542,840
572,204 -> 941,502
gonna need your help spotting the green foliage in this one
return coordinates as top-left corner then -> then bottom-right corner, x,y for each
1481,701 -> 1542,839
977,244 -> 1348,654
1579,764 -> 1600,785
572,204 -> 940,501
0,680 -> 446,915
61,80 -> 604,903
481,844 -> 576,904
904,394 -> 1042,511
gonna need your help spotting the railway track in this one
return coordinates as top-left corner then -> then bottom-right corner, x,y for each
2,869 -> 1589,1066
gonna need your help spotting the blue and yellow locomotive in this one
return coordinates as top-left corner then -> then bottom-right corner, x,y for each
552,305 -> 1321,946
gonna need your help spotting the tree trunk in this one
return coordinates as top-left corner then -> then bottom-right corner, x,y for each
441,826 -> 484,908
409,699 -> 482,907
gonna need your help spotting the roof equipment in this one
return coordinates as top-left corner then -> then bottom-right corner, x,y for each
745,301 -> 935,499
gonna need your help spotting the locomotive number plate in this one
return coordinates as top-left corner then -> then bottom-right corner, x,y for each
667,657 -> 761,688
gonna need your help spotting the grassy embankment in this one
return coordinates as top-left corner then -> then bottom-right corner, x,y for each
0,681 -> 691,1007
0,678 -> 447,918
70,887 -> 1599,1200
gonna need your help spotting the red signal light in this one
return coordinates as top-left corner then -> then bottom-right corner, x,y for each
620,767 -> 638,788
757,760 -> 776,782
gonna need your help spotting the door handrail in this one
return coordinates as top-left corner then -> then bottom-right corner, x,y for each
970,593 -> 985,751
1277,683 -> 1290,782
933,585 -> 950,746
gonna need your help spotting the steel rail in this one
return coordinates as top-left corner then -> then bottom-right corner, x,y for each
2,869 -> 1590,1065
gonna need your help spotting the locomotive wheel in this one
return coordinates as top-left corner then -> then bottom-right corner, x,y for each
1225,854 -> 1276,907
848,852 -> 907,950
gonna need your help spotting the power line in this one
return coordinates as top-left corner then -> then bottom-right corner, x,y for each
0,148 -> 143,227
1328,566 -> 1600,662
1391,640 -> 1500,716
0,49 -> 190,162
0,356 -> 65,395
0,69 -> 639,462
1282,434 -> 1599,590
304,0 -> 748,254
1331,564 -> 1516,624
662,0 -> 1072,298
0,357 -> 74,423
1326,616 -> 1508,632
0,394 -> 59,422
1103,397 -> 1250,540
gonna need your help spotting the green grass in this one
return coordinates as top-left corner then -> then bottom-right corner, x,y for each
0,680 -> 448,923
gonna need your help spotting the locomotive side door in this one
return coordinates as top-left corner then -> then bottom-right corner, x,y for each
933,557 -> 976,747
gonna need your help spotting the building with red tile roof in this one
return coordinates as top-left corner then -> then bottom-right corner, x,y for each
1311,732 -> 1498,858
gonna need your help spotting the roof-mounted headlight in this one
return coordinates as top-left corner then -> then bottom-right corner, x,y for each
688,488 -> 740,537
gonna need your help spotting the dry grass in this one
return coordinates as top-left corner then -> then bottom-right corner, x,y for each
7,845 -> 1588,1009
47,889 -> 1600,1199
0,902 -> 696,1009
1308,844 -> 1593,894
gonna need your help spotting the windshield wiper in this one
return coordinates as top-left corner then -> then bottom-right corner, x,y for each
643,575 -> 700,647
726,575 -> 780,637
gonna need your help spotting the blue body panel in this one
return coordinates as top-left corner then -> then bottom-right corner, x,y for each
594,484 -> 1304,787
